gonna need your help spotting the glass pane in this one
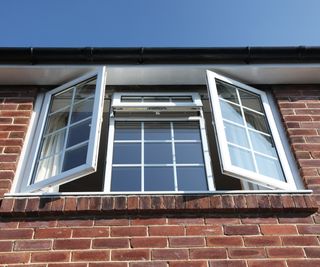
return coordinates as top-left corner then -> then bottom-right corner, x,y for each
175,143 -> 204,164
256,154 -> 285,181
40,129 -> 66,159
62,145 -> 88,171
50,88 -> 74,113
177,166 -> 208,191
114,122 -> 141,140
174,122 -> 201,140
111,167 -> 141,191
74,78 -> 96,102
244,110 -> 269,133
229,145 -> 255,172
66,119 -> 91,148
144,167 -> 174,191
33,153 -> 62,183
216,80 -> 239,104
121,96 -> 142,102
220,100 -> 244,125
249,130 -> 277,157
239,90 -> 263,112
145,143 -> 172,164
144,96 -> 170,102
145,122 -> 171,140
224,122 -> 249,148
70,98 -> 94,124
45,107 -> 70,135
113,143 -> 141,164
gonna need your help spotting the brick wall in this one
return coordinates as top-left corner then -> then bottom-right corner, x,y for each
0,86 -> 319,267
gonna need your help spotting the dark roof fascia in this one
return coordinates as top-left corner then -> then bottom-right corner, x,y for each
1,46 -> 320,65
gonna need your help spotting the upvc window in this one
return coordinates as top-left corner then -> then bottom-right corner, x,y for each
13,69 -> 300,194
104,93 -> 214,193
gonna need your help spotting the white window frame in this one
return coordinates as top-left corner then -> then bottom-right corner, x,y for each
104,92 -> 215,193
206,70 -> 297,190
16,67 -> 106,193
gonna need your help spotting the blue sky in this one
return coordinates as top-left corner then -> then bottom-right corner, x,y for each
0,0 -> 319,47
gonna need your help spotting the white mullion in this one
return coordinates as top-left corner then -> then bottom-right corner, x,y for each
236,88 -> 259,173
219,97 -> 265,116
59,86 -> 76,173
141,121 -> 144,192
170,122 -> 178,191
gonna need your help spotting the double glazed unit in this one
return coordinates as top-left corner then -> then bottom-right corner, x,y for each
13,68 -> 300,193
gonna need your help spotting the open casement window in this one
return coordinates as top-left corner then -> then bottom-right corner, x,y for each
105,92 -> 215,193
21,68 -> 106,193
206,70 -> 297,190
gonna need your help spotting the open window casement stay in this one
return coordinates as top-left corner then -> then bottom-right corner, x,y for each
206,70 -> 296,190
20,68 -> 106,193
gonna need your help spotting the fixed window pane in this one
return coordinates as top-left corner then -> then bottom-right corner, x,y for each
66,119 -> 91,148
62,145 -> 88,172
113,143 -> 141,164
177,166 -> 207,191
228,145 -> 255,172
220,100 -> 244,125
224,122 -> 249,148
145,143 -> 172,164
111,167 -> 141,191
256,154 -> 285,181
70,98 -> 94,124
144,167 -> 174,191
114,122 -> 141,140
173,122 -> 201,140
216,80 -> 239,104
175,143 -> 204,164
144,122 -> 171,140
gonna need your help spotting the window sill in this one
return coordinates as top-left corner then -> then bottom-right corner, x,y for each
0,192 -> 317,217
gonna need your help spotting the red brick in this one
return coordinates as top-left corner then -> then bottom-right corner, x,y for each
14,240 -> 51,251
247,260 -> 286,267
0,241 -> 13,252
244,236 -> 281,247
190,248 -> 227,259
205,217 -> 240,224
241,217 -> 277,224
287,260 -> 320,267
169,237 -> 204,247
131,237 -> 167,248
282,236 -> 319,246
0,220 -> 18,228
207,236 -> 243,247
284,115 -> 312,122
114,196 -> 127,209
130,262 -> 166,267
88,197 -> 102,211
186,225 -> 222,235
72,251 -> 109,262
260,225 -> 298,235
19,220 -> 56,228
169,261 -> 207,267
304,247 -> 320,258
131,217 -> 166,225
31,252 -> 69,262
91,263 -> 127,267
209,260 -> 246,267
267,247 -> 304,258
72,227 -> 109,238
111,226 -> 147,237
210,196 -> 222,209
53,239 -> 91,250
297,225 -> 320,234
93,238 -> 129,249
49,264 -> 87,267
102,197 -> 114,210
224,225 -> 260,235
64,197 -> 77,212
112,249 -> 149,261
152,249 -> 188,260
127,196 -> 139,210
76,197 -> 89,211
167,217 -> 204,225
94,218 -> 129,226
278,215 -> 313,224
0,170 -> 14,179
149,226 -> 184,236
34,228 -> 71,239
228,248 -> 266,259
0,229 -> 33,240
56,219 -> 93,227
0,252 -> 30,264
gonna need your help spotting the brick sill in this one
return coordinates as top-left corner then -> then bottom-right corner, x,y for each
0,194 -> 318,217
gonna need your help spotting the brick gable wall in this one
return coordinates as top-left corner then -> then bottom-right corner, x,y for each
0,85 -> 319,266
